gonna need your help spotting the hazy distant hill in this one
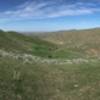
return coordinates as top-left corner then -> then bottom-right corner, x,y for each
41,28 -> 100,45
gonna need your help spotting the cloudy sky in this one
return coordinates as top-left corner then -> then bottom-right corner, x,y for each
0,0 -> 100,32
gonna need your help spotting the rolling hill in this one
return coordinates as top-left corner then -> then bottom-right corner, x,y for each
40,28 -> 100,58
0,28 -> 100,100
0,30 -> 57,57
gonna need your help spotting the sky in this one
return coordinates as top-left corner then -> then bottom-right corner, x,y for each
0,0 -> 100,32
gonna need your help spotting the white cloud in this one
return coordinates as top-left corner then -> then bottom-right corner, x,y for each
0,1 -> 100,20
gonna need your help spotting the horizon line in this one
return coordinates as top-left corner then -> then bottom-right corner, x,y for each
1,26 -> 100,33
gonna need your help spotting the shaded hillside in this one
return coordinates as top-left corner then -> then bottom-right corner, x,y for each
0,30 -> 56,56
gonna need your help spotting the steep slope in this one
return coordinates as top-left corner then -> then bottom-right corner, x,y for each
0,30 -> 56,57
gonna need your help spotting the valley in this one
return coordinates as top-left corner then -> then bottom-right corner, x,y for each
0,29 -> 100,100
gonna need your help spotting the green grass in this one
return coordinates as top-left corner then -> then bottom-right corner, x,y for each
0,30 -> 57,55
0,28 -> 100,100
1,56 -> 100,100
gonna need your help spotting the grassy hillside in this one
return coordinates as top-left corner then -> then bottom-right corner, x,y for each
41,28 -> 100,58
0,28 -> 100,100
1,50 -> 100,100
0,30 -> 56,57
1,28 -> 100,59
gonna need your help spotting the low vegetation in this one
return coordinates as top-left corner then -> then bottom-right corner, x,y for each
0,28 -> 100,100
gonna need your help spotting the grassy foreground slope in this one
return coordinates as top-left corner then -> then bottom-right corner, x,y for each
0,28 -> 100,100
1,54 -> 100,100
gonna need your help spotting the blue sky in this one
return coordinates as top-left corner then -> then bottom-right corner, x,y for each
0,0 -> 100,32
